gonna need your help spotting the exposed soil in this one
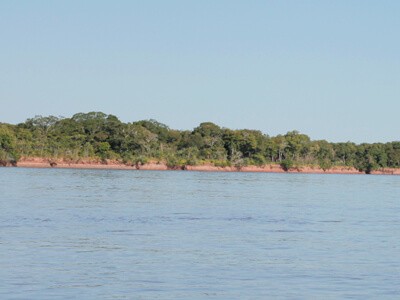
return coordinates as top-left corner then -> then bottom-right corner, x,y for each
10,157 -> 400,175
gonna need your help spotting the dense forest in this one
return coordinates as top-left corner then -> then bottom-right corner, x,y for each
1,112 -> 399,173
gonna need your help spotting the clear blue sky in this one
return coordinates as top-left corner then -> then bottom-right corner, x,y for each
1,1 -> 399,143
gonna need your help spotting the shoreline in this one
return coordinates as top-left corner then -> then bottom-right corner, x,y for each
6,157 -> 400,175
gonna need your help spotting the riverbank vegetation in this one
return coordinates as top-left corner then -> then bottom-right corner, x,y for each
1,112 -> 399,173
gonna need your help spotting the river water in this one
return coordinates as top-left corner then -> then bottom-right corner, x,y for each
1,168 -> 399,299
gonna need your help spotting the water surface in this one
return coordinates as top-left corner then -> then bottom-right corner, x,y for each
1,168 -> 399,299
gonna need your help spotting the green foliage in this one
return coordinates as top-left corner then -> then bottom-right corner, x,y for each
318,158 -> 333,171
213,160 -> 231,168
251,153 -> 267,166
165,155 -> 184,170
284,130 -> 311,160
333,142 -> 357,166
0,125 -> 19,165
354,143 -> 387,174
386,142 -> 400,167
96,142 -> 111,160
133,156 -> 149,167
1,112 -> 399,174
280,159 -> 293,171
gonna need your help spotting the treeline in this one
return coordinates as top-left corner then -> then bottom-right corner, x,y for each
1,112 -> 400,173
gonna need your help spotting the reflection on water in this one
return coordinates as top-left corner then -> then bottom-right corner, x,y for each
1,168 -> 400,299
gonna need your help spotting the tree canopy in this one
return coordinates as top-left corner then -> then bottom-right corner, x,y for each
0,112 -> 399,173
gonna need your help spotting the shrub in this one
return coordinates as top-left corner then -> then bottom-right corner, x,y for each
280,159 -> 293,171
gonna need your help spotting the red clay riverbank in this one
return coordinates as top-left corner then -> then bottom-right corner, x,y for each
9,157 -> 400,175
